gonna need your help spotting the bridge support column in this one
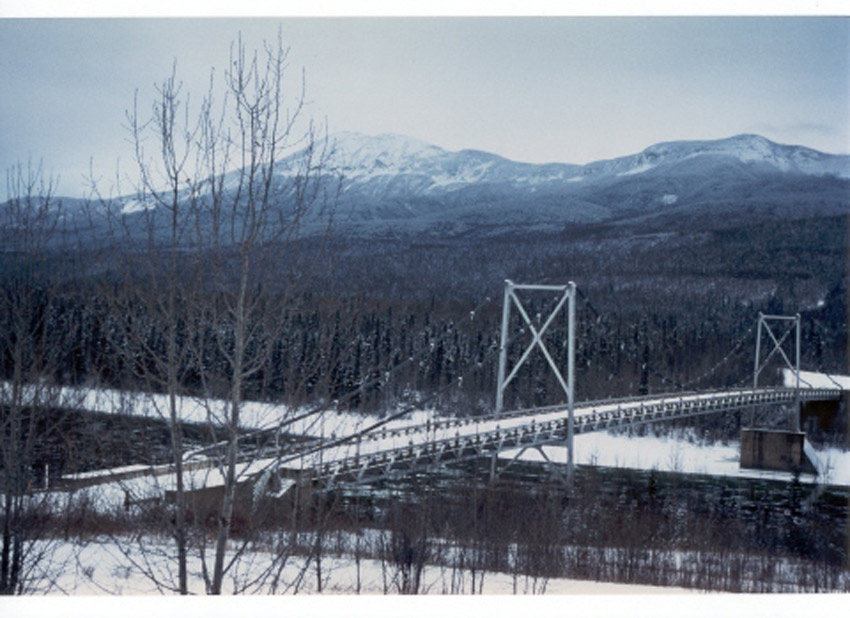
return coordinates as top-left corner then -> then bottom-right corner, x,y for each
489,451 -> 498,482
753,312 -> 802,431
740,428 -> 817,474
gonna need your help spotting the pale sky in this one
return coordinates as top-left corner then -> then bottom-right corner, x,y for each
1,11 -> 848,197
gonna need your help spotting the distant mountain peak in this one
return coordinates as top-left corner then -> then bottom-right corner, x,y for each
42,130 -> 849,243
610,133 -> 848,178
329,131 -> 446,173
290,130 -> 848,236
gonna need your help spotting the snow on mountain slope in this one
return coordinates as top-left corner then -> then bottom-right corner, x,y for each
83,131 -> 848,240
314,132 -> 850,194
330,131 -> 446,175
120,198 -> 156,215
262,131 -> 850,236
578,134 -> 850,181
321,131 -> 582,194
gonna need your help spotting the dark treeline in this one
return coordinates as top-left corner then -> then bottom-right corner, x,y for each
3,216 -> 848,415
355,463 -> 849,592
367,463 -> 850,592
2,215 -> 846,424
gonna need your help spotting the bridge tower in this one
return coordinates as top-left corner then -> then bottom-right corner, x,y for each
743,312 -> 822,474
495,280 -> 576,480
753,312 -> 802,431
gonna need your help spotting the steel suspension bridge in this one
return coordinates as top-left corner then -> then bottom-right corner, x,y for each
58,281 -> 846,501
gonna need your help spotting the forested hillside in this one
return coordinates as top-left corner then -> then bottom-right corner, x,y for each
4,213 -> 845,419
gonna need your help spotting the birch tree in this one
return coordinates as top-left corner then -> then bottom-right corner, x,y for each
198,31 -> 335,595
97,30 -> 336,594
89,65 -> 205,594
0,162 -> 76,594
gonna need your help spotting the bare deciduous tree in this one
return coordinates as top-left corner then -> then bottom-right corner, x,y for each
0,161 -> 77,594
89,30 -> 337,595
192,30 -> 335,596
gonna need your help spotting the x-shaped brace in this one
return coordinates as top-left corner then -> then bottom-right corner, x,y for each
502,288 -> 570,396
754,313 -> 801,386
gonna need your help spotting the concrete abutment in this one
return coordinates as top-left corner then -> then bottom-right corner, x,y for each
740,428 -> 817,474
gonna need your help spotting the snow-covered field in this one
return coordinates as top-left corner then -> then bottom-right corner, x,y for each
16,529 -> 850,599
30,535 -> 695,596
16,381 -> 439,438
504,429 -> 850,486
783,368 -> 850,390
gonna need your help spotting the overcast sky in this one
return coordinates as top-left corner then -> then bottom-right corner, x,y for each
1,15 -> 848,197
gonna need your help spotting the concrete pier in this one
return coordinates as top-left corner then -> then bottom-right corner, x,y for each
740,428 -> 817,474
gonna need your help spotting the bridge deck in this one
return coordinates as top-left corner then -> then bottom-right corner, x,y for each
262,386 -> 841,486
57,386 -> 841,498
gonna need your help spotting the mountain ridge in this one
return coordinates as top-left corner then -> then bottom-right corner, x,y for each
324,131 -> 850,182
301,131 -> 850,237
8,132 -> 846,242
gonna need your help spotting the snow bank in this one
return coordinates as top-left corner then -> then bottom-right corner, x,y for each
3,381 -> 440,440
502,431 -> 850,486
782,369 -> 850,390
38,536 -> 696,596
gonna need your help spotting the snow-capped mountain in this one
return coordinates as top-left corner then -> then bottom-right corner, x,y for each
577,133 -> 850,180
325,131 -> 581,194
302,131 -> 849,236
36,132 -> 845,242
325,131 -> 849,188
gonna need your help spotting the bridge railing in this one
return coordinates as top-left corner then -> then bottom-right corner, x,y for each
304,386 -> 843,483
570,387 -> 839,434
493,386 -> 841,423
351,386 -> 842,446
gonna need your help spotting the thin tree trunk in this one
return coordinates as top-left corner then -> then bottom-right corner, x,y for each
169,387 -> 188,594
1,493 -> 11,593
210,255 -> 249,594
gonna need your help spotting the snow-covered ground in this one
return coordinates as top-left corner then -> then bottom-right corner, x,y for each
503,430 -> 850,486
3,380 -> 444,442
18,529 -> 850,598
32,535 -> 695,596
783,368 -> 850,390
42,382 -> 441,437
